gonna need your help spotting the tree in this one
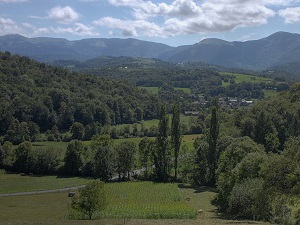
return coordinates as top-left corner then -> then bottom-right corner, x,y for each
70,122 -> 85,140
138,137 -> 154,179
207,104 -> 219,185
228,178 -> 271,220
91,134 -> 115,181
171,103 -> 182,181
31,147 -> 61,175
71,180 -> 107,220
13,141 -> 33,173
115,141 -> 136,180
64,140 -> 84,176
154,104 -> 170,182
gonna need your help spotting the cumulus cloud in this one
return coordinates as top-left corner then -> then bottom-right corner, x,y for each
0,16 -> 24,35
94,0 -> 276,37
278,7 -> 300,23
94,17 -> 163,37
48,6 -> 80,23
52,23 -> 99,36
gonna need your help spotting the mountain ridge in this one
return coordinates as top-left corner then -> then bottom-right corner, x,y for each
0,31 -> 300,70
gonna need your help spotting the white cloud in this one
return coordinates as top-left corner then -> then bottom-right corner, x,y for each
0,16 -> 24,35
48,6 -> 80,23
95,0 -> 276,37
94,17 -> 165,37
52,23 -> 99,36
278,7 -> 300,23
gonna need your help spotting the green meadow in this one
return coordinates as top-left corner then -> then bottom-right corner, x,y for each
0,171 -> 92,194
220,72 -> 273,87
0,180 -> 272,225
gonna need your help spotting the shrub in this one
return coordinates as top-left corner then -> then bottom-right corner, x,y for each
228,178 -> 271,220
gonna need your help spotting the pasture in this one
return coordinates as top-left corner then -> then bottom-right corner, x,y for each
0,172 -> 92,194
0,180 -> 272,225
220,72 -> 273,87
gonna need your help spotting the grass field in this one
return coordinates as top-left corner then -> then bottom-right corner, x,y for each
0,172 -> 92,194
263,89 -> 278,98
0,181 -> 272,225
220,72 -> 273,87
70,182 -> 196,220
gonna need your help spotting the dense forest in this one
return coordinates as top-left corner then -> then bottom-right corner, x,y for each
0,52 -> 159,144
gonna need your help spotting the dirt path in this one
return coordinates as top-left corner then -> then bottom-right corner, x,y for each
0,185 -> 86,197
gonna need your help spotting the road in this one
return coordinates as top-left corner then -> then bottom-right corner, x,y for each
0,185 -> 87,197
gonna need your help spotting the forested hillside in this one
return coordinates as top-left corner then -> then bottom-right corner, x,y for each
0,51 -> 159,144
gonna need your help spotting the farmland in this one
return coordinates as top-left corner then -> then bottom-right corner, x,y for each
0,180 -> 272,225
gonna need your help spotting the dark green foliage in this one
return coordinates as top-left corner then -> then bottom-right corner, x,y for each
70,122 -> 85,140
228,178 -> 271,220
64,140 -> 84,176
13,141 -> 33,173
138,137 -> 154,179
171,104 -> 182,180
71,180 -> 107,220
31,147 -> 61,175
216,136 -> 265,211
91,135 -> 115,181
0,52 -> 159,138
208,104 -> 219,185
115,141 -> 136,180
154,105 -> 170,182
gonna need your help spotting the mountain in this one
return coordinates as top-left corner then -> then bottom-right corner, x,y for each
158,32 -> 300,70
0,32 -> 300,71
0,34 -> 172,62
267,61 -> 300,77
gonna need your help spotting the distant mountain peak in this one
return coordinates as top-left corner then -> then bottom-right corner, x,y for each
198,38 -> 232,46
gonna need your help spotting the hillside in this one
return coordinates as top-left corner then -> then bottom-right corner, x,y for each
0,51 -> 159,142
1,32 -> 300,71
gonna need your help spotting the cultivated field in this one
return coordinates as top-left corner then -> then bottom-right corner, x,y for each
0,179 -> 272,225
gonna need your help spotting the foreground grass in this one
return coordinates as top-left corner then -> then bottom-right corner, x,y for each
0,182 -> 272,225
0,173 -> 92,194
71,182 -> 196,220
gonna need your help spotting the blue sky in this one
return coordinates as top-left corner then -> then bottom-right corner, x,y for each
0,0 -> 299,46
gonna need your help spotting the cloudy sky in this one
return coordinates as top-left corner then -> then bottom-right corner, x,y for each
0,0 -> 299,46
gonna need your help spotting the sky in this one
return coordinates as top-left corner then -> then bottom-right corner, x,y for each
0,0 -> 300,46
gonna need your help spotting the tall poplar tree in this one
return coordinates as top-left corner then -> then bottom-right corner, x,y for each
171,103 -> 182,181
208,101 -> 219,185
154,104 -> 169,182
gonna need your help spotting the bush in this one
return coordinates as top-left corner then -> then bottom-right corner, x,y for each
228,178 -> 271,220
